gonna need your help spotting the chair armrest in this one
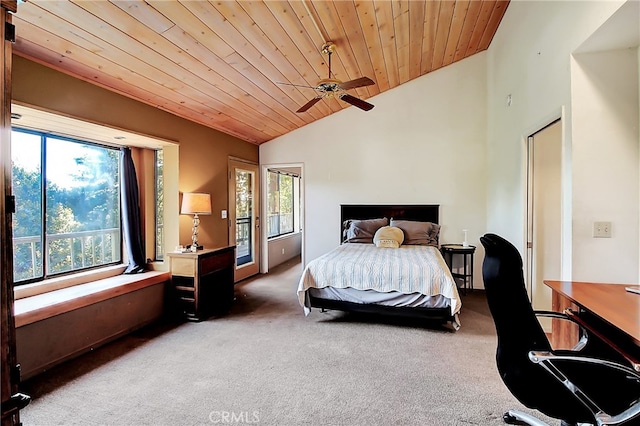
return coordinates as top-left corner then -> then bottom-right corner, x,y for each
529,351 -> 640,376
529,350 -> 640,426
534,310 -> 589,351
534,310 -> 571,320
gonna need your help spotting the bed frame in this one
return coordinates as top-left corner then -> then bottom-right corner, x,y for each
308,204 -> 457,325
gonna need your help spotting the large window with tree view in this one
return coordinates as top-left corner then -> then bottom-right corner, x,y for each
11,129 -> 122,284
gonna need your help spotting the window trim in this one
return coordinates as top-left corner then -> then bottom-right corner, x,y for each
14,263 -> 126,300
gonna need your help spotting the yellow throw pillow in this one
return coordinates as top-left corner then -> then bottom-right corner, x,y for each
373,226 -> 404,248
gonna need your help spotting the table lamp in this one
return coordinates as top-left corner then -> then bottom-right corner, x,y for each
181,192 -> 211,252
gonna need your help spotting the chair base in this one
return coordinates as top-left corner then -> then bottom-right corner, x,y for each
503,411 -> 596,426
503,411 -> 551,426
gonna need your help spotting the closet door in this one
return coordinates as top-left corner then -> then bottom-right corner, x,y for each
526,120 -> 563,334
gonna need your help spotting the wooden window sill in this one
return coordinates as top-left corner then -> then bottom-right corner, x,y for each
14,265 -> 128,300
14,271 -> 170,328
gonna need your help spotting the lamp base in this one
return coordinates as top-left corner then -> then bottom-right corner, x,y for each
189,244 -> 204,252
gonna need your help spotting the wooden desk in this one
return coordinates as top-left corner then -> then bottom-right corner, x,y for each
545,280 -> 640,368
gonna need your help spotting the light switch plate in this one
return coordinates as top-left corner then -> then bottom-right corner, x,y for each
221,209 -> 227,219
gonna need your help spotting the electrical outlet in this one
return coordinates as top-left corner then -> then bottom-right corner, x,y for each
593,221 -> 612,238
281,248 -> 285,255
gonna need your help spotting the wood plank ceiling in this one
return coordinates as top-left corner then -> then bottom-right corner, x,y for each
11,1 -> 509,145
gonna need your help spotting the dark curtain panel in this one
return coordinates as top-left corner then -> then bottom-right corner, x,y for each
120,147 -> 146,274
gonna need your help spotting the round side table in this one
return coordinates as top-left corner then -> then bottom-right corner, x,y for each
440,244 -> 476,294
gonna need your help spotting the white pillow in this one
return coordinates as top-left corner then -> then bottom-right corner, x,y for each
373,226 -> 404,248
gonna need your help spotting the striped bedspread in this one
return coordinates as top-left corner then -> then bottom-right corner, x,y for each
297,243 -> 461,316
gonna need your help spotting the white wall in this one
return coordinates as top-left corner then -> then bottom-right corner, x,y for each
571,48 -> 639,283
261,53 -> 488,285
262,0 -> 639,290
486,0 -> 627,279
267,233 -> 302,269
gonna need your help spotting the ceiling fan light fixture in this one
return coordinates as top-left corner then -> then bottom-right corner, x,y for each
316,78 -> 341,92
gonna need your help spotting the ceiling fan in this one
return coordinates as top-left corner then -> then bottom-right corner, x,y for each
282,42 -> 376,113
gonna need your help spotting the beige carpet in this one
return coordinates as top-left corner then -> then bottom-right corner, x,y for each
20,257 -> 555,426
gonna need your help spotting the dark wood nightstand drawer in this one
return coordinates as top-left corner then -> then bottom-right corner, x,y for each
200,249 -> 234,275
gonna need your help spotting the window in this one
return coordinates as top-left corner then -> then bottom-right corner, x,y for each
267,170 -> 299,238
235,168 -> 254,266
11,128 -> 122,284
155,149 -> 164,261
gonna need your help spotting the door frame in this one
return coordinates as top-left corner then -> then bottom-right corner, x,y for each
523,108 -> 570,301
259,162 -> 304,274
2,3 -> 31,424
228,157 -> 260,282
526,119 -> 562,321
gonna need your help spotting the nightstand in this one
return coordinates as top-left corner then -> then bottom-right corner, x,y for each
167,246 -> 235,321
440,244 -> 476,295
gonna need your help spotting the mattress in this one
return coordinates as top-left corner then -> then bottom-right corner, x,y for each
297,243 -> 461,318
308,287 -> 451,308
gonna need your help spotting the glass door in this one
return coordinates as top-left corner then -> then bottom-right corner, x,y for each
228,159 -> 259,282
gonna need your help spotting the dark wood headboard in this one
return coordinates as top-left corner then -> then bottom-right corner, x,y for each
340,204 -> 439,241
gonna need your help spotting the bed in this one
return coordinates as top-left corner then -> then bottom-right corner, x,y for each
297,204 -> 462,329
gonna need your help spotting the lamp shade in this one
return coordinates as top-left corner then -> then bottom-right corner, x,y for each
181,192 -> 212,215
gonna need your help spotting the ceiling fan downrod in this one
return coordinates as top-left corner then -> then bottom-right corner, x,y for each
322,42 -> 335,79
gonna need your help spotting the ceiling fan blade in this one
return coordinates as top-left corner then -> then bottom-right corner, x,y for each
338,77 -> 375,91
296,97 -> 322,113
340,94 -> 374,111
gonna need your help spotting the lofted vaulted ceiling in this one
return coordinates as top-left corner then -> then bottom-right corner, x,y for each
12,0 -> 509,145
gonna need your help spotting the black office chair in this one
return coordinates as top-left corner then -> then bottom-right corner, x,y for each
480,233 -> 640,426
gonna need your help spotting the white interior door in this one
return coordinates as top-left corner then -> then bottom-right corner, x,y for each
526,120 -> 562,330
228,159 -> 260,282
